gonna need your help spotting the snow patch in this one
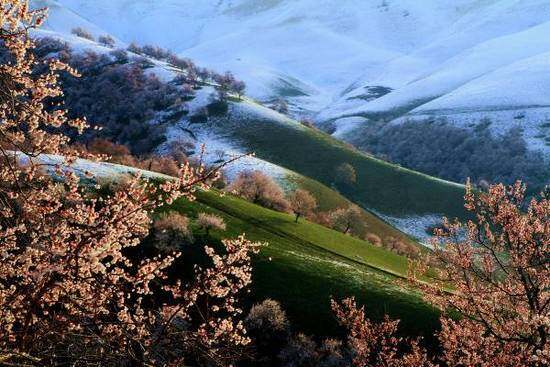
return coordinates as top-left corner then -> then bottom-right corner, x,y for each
372,211 -> 443,246
332,117 -> 368,139
163,120 -> 288,182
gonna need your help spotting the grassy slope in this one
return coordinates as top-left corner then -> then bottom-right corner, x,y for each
286,173 -> 424,251
165,190 -> 440,340
210,100 -> 467,218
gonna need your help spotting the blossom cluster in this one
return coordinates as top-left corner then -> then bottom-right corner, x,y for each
334,180 -> 548,366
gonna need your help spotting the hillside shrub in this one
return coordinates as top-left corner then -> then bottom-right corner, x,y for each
109,48 -> 129,64
278,333 -> 347,367
246,299 -> 291,363
334,163 -> 357,188
71,27 -> 94,41
311,211 -> 333,227
153,211 -> 193,252
300,118 -> 316,128
98,34 -> 115,48
228,170 -> 290,212
279,333 -> 319,367
196,213 -> 227,235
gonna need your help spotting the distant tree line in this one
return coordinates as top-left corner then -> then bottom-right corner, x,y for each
354,118 -> 549,192
126,40 -> 246,100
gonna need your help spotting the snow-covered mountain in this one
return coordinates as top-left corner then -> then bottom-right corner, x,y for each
35,0 -> 550,156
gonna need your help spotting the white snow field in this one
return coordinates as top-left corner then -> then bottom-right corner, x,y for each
34,0 -> 550,155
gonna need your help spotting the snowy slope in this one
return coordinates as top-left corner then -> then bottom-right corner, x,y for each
25,18 -> 295,194
36,0 -> 550,155
37,1 -> 481,105
33,1 -> 116,41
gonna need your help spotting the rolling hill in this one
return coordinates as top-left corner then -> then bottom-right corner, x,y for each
56,157 -> 441,340
178,93 -> 467,240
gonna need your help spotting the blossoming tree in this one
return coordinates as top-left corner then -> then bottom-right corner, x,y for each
0,2 -> 261,365
333,181 -> 549,366
425,181 -> 549,367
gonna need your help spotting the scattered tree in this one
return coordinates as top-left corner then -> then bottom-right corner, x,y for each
71,27 -> 95,41
300,118 -> 316,128
335,163 -> 357,187
385,236 -> 421,258
78,138 -> 191,177
272,98 -> 289,114
317,338 -> 347,367
98,34 -> 116,48
168,55 -> 194,70
109,48 -> 129,64
181,82 -> 195,96
365,233 -> 383,247
87,137 -> 132,158
185,66 -> 199,88
311,211 -> 333,228
232,79 -> 246,99
289,189 -> 317,223
329,205 -> 367,237
127,41 -> 142,54
210,169 -> 229,190
214,71 -> 237,101
132,55 -> 155,68
279,333 -> 320,367
143,155 -> 181,176
197,67 -> 211,82
197,212 -> 227,235
278,333 -> 347,367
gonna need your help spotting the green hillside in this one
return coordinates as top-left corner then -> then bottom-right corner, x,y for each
208,100 -> 467,219
163,189 -> 440,340
286,173 -> 425,252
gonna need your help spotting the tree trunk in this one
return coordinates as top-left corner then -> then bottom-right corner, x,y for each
344,224 -> 350,234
